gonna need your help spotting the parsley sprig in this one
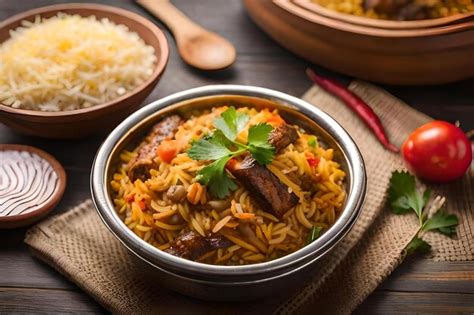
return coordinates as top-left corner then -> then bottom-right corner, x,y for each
188,107 -> 276,198
388,171 -> 459,255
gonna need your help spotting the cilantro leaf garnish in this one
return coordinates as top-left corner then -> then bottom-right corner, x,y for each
188,107 -> 276,198
248,123 -> 275,165
422,210 -> 459,237
406,237 -> 432,256
389,171 -> 430,217
212,107 -> 249,141
187,136 -> 231,160
196,157 -> 237,199
388,170 -> 459,256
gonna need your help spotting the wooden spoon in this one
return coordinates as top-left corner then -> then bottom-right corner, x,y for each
137,0 -> 236,70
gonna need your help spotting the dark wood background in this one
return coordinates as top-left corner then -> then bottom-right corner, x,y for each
1,0 -> 473,313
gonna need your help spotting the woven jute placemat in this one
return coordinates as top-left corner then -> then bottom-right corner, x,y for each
25,81 -> 473,314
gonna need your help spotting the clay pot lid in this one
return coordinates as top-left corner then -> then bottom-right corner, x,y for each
0,144 -> 66,229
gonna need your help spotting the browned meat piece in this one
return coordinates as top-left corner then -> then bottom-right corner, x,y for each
364,0 -> 432,20
128,115 -> 183,182
268,124 -> 298,153
165,231 -> 231,260
300,173 -> 319,193
229,156 -> 298,218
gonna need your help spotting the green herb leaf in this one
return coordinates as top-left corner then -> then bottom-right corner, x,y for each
196,157 -> 237,199
423,210 -> 459,237
247,123 -> 275,165
388,170 -> 460,256
212,107 -> 249,141
306,226 -> 322,245
187,135 -> 231,161
248,123 -> 273,145
308,136 -> 318,148
388,171 -> 428,217
406,237 -> 432,256
210,130 -> 234,148
249,145 -> 275,165
189,108 -> 278,198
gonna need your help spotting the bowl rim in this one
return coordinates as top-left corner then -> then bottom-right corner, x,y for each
293,0 -> 474,30
274,0 -> 474,38
91,84 -> 366,277
0,3 -> 169,117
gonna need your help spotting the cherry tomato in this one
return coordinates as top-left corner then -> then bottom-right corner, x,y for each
402,121 -> 472,182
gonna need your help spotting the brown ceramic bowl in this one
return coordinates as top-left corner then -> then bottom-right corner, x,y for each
0,3 -> 169,139
0,144 -> 66,229
244,0 -> 474,85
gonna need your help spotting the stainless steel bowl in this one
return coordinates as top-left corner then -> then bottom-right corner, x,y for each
91,85 -> 366,300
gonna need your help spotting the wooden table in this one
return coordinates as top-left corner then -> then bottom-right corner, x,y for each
1,0 -> 473,313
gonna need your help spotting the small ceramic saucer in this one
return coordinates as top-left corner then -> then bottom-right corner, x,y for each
0,144 -> 66,229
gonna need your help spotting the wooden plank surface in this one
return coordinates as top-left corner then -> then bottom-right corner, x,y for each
0,0 -> 473,314
0,288 -> 103,313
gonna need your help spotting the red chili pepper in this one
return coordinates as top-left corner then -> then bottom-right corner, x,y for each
306,68 -> 399,153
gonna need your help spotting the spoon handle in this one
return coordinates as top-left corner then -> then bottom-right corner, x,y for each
137,0 -> 204,38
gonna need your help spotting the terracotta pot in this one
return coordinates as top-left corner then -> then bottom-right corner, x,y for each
243,0 -> 474,85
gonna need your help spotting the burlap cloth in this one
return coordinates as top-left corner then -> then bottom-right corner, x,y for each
25,81 -> 474,314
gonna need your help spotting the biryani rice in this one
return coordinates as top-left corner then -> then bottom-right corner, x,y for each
312,0 -> 474,19
111,106 -> 347,265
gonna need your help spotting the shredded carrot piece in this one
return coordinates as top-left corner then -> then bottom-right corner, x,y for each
235,213 -> 255,220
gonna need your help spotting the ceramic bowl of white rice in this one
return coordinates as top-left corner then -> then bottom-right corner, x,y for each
0,3 -> 169,138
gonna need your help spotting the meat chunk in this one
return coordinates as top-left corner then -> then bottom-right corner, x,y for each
128,115 -> 183,182
230,156 -> 298,218
165,231 -> 231,260
268,124 -> 298,153
364,0 -> 432,20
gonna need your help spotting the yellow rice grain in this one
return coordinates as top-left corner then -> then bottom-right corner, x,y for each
152,209 -> 177,219
269,232 -> 287,245
212,215 -> 232,233
243,253 -> 266,261
191,217 -> 206,237
223,234 -> 259,253
154,221 -> 185,231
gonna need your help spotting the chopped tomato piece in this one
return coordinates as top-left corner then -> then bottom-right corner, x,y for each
307,157 -> 320,167
124,193 -> 135,202
137,200 -> 147,210
235,213 -> 255,220
157,140 -> 179,163
265,114 -> 285,127
225,158 -> 239,171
